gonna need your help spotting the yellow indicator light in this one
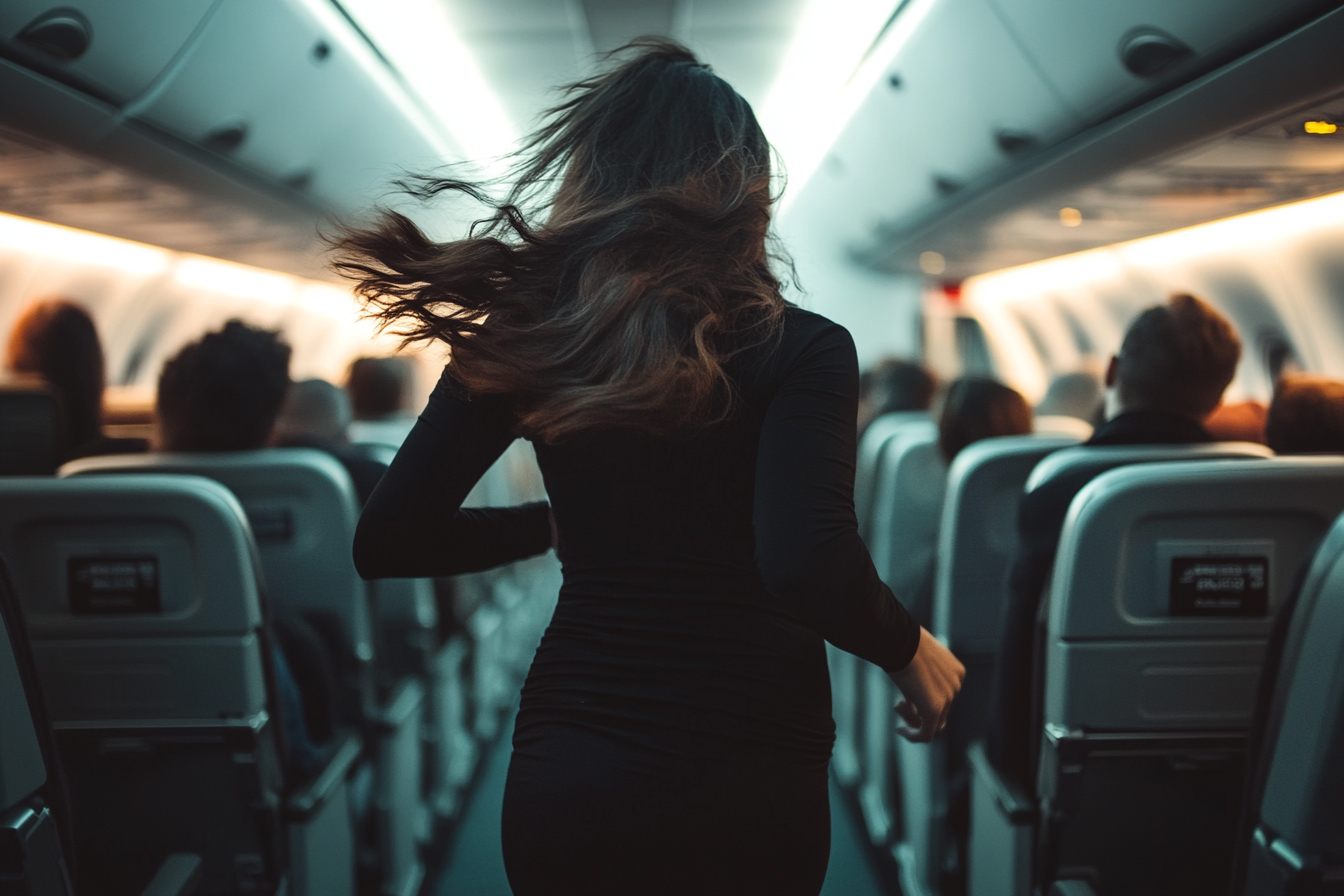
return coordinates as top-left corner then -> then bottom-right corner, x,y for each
919,250 -> 946,275
1305,120 -> 1338,135
1059,207 -> 1083,227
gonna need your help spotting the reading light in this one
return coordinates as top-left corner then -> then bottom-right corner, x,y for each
1305,120 -> 1338,135
1059,207 -> 1083,227
919,251 -> 946,275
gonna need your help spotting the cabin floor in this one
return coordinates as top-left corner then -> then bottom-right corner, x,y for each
427,705 -> 892,896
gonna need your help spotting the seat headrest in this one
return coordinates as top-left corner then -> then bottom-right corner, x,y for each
0,475 -> 263,638
0,384 -> 61,476
1053,457 -> 1344,641
1026,441 -> 1272,494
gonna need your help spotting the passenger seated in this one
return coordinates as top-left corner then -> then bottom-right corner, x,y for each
1034,370 -> 1102,424
157,320 -> 335,776
858,358 -> 936,434
273,378 -> 386,505
1265,375 -> 1344,453
1206,399 -> 1268,444
346,356 -> 418,449
936,376 -> 1033,463
5,299 -> 148,461
987,293 -> 1242,785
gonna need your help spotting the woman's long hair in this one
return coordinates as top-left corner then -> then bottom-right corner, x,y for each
331,39 -> 788,442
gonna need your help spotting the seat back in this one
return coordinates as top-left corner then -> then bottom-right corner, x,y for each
857,412 -> 931,539
62,450 -> 373,681
1025,441 -> 1273,495
0,381 -> 62,475
0,554 -> 71,895
0,476 -> 286,894
0,476 -> 267,725
869,421 -> 944,626
1243,510 -> 1344,893
934,434 -> 1081,655
1046,457 -> 1344,734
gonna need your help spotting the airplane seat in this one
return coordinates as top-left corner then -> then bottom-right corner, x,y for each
0,475 -> 359,896
830,412 -> 933,791
889,432 -> 1079,896
858,420 -> 943,848
1236,509 -> 1344,896
969,457 -> 1344,896
0,381 -> 62,475
60,450 -> 426,896
0,554 -> 73,896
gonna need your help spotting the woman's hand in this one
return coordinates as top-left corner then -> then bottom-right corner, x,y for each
891,627 -> 965,743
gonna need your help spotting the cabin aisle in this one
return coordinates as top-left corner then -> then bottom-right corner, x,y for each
430,704 -> 890,896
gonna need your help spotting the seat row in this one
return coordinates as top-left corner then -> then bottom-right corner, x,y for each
841,411 -> 1344,896
0,442 -> 557,896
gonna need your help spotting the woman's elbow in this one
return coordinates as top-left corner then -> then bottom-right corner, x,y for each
352,513 -> 393,579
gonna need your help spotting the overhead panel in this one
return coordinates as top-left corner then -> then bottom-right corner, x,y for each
988,0 -> 1331,125
129,0 -> 450,213
826,0 -> 1078,244
0,0 -> 218,105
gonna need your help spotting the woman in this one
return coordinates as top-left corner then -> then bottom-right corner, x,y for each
340,40 -> 964,895
6,298 -> 148,461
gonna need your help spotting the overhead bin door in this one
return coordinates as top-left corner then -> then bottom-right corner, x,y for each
0,0 -> 218,105
830,0 -> 1077,237
131,0 -> 451,213
988,0 -> 1331,124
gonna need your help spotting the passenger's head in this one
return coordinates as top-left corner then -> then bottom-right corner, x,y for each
156,320 -> 291,452
5,299 -> 105,448
1204,400 -> 1268,444
936,377 -> 1033,463
332,39 -> 785,443
273,379 -> 352,445
1266,376 -> 1344,454
346,357 -> 414,420
1108,294 -> 1241,420
1036,371 -> 1102,422
864,359 -> 936,414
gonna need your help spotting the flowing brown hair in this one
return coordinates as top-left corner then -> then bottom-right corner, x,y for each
331,39 -> 789,442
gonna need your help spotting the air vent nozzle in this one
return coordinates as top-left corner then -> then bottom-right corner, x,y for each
18,8 -> 92,61
995,129 -> 1037,155
932,174 -> 963,197
1119,27 -> 1193,78
204,123 -> 249,154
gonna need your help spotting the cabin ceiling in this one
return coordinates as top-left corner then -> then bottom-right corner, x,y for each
890,97 -> 1344,279
443,0 -> 810,130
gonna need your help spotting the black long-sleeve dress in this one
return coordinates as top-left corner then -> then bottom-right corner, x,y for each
354,306 -> 920,895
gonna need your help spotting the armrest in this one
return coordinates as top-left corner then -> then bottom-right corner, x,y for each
968,741 -> 1035,824
372,677 -> 425,734
140,853 -> 202,896
283,731 -> 362,823
1048,880 -> 1097,896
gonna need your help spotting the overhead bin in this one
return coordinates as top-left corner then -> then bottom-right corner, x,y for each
129,0 -> 452,213
0,0 -> 217,105
988,0 -> 1333,126
822,0 -> 1077,242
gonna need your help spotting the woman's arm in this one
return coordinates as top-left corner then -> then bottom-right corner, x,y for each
353,369 -> 552,579
753,322 -> 963,741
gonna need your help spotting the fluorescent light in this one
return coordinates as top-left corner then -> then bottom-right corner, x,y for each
173,257 -> 298,304
762,0 -> 933,202
0,211 -> 171,277
336,0 -> 519,166
966,188 -> 1344,307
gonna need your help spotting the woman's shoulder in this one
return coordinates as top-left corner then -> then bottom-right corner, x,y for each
776,305 -> 856,364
